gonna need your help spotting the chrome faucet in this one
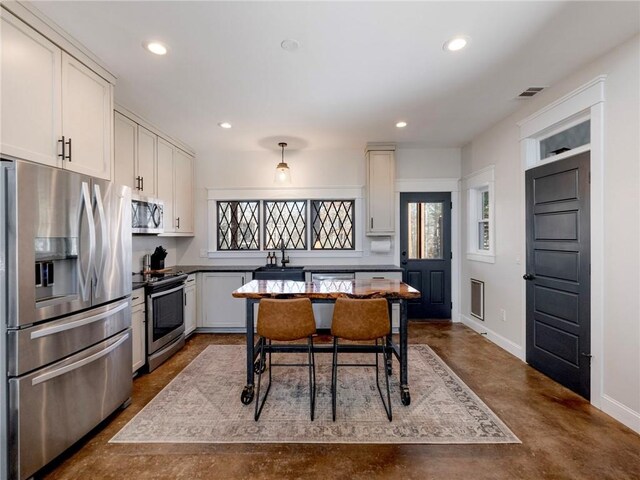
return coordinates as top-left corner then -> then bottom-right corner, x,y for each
280,239 -> 289,267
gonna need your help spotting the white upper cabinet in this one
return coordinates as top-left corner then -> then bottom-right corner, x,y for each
114,112 -> 137,190
60,52 -> 113,180
366,148 -> 395,235
1,11 -> 62,167
0,9 -> 114,180
174,149 -> 194,234
136,126 -> 157,196
156,137 -> 175,233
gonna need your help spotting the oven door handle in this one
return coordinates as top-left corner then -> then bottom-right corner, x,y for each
149,284 -> 185,299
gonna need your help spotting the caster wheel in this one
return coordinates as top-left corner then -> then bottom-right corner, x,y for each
254,360 -> 266,374
241,385 -> 254,405
401,388 -> 411,406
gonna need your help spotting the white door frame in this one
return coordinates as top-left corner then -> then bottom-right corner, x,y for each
394,178 -> 461,322
518,75 -> 606,408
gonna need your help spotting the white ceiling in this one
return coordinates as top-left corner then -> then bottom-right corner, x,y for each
33,1 -> 640,154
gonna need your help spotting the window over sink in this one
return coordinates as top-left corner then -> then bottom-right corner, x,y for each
215,199 -> 355,252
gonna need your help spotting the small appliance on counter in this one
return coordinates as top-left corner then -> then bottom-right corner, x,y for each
142,253 -> 151,273
150,246 -> 167,271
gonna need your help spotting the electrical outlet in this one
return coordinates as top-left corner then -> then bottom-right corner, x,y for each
500,309 -> 506,322
199,248 -> 208,257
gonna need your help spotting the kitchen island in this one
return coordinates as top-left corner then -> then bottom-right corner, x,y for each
232,279 -> 420,407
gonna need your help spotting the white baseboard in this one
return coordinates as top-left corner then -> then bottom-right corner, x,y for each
601,394 -> 640,434
459,314 -> 524,360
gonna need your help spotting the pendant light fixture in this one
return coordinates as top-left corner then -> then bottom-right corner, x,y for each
274,142 -> 291,184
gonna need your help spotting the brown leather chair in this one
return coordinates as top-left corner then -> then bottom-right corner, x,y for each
254,298 -> 317,421
331,297 -> 392,421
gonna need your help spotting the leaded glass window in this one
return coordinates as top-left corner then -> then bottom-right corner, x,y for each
217,201 -> 260,250
311,200 -> 354,250
264,201 -> 307,249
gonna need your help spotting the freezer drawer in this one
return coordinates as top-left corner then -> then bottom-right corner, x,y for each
8,330 -> 132,480
7,298 -> 131,376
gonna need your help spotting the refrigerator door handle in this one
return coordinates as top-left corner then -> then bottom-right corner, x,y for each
93,183 -> 108,297
30,332 -> 129,386
79,182 -> 95,302
30,300 -> 128,339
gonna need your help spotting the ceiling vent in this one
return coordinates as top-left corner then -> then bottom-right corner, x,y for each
518,87 -> 545,98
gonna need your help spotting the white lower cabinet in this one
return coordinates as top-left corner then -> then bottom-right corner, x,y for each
184,274 -> 197,336
198,272 -> 252,332
131,289 -> 146,373
355,271 -> 402,332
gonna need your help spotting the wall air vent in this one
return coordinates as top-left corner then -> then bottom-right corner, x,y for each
470,279 -> 485,321
518,86 -> 545,98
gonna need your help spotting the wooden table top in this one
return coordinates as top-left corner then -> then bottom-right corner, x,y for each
232,279 -> 421,300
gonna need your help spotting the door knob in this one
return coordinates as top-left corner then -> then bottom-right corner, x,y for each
522,274 -> 535,281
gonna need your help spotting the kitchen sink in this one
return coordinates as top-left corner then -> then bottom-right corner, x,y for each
253,266 -> 305,281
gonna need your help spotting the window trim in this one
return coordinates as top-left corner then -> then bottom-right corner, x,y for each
464,165 -> 495,263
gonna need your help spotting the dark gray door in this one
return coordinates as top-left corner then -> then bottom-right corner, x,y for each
525,152 -> 590,399
400,192 -> 452,319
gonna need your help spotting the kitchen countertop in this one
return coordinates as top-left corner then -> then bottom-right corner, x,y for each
131,264 -> 403,290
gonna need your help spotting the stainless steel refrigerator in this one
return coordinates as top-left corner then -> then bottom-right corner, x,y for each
0,159 -> 133,480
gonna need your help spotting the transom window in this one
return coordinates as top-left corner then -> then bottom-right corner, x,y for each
311,200 -> 354,250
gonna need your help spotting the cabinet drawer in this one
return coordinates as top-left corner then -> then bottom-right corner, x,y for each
355,271 -> 402,281
131,289 -> 145,307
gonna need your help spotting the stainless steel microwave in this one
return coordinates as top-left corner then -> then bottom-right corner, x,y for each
132,196 -> 164,234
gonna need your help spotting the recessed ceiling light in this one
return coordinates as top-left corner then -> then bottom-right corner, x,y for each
281,39 -> 300,52
396,121 -> 408,128
144,41 -> 168,55
218,122 -> 232,129
443,36 -> 469,52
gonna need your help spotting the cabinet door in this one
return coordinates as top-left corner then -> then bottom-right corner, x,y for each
61,52 -> 113,180
131,303 -> 146,373
184,284 -> 197,335
1,11 -> 62,167
174,149 -> 194,234
156,137 -> 175,232
114,112 -> 137,190
367,151 -> 395,235
137,126 -> 157,197
200,273 -> 247,330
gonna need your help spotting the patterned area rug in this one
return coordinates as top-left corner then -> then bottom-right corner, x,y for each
111,345 -> 519,444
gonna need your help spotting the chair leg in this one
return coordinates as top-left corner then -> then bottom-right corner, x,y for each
254,337 -> 272,421
307,336 -> 316,421
332,337 -> 338,421
375,338 -> 393,421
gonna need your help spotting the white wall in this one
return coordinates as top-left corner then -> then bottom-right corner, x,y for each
132,236 -> 177,273
176,146 -> 461,266
459,34 -> 640,432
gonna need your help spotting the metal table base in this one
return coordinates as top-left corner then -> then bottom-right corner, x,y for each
240,298 -> 411,407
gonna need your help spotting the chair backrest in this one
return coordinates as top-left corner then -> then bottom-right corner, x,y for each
331,297 -> 390,341
257,298 -> 316,341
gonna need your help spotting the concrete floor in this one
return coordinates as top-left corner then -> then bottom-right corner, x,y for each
41,322 -> 640,479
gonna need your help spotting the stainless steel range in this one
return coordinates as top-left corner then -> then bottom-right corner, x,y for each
143,273 -> 188,371
0,159 -> 133,480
